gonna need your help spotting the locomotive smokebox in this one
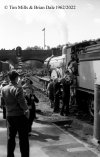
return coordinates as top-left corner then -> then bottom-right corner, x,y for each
94,82 -> 100,141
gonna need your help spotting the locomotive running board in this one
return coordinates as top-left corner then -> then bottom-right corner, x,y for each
77,87 -> 94,95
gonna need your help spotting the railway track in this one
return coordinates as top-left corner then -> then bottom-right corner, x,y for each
31,76 -> 47,97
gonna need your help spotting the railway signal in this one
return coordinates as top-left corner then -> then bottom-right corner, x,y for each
16,46 -> 23,72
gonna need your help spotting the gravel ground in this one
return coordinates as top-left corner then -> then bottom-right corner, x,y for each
32,76 -> 100,151
34,89 -> 100,152
35,90 -> 71,121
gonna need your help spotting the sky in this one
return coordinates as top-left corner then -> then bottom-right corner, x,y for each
0,0 -> 100,49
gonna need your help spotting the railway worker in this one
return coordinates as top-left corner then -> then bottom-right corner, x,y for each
68,53 -> 78,114
60,70 -> 71,116
23,77 -> 37,119
69,74 -> 77,114
1,70 -> 30,157
53,78 -> 61,113
24,88 -> 39,134
23,77 -> 34,94
47,78 -> 54,108
68,53 -> 78,76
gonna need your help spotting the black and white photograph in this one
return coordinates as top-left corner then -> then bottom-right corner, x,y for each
0,0 -> 100,156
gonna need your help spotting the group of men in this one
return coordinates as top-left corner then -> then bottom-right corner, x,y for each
47,53 -> 78,116
0,70 -> 39,157
47,71 -> 71,116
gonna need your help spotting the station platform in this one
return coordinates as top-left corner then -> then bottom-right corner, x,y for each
0,114 -> 99,157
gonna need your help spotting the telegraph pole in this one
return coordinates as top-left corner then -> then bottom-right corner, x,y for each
42,28 -> 45,49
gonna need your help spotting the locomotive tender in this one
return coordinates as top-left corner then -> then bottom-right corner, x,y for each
44,41 -> 100,116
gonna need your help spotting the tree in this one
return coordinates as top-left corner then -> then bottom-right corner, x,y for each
25,46 -> 43,50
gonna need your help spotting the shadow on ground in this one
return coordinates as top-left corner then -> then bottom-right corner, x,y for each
29,130 -> 60,142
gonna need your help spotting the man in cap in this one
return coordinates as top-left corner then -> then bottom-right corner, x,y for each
60,70 -> 71,116
1,70 -> 30,157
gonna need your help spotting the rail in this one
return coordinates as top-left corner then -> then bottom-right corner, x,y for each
31,75 -> 50,92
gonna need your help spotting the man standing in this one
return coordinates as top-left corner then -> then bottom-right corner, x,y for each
2,70 -> 30,157
60,70 -> 71,116
47,79 -> 54,108
53,78 -> 61,113
68,53 -> 78,114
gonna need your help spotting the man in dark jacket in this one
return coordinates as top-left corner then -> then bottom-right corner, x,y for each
60,71 -> 71,116
2,70 -> 30,157
23,78 -> 38,119
25,88 -> 39,133
53,78 -> 61,113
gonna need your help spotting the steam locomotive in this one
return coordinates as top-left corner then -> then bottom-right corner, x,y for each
44,40 -> 100,116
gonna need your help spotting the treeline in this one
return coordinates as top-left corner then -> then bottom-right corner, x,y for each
1,38 -> 100,51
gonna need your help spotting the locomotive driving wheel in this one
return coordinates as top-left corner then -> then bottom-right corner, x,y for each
88,97 -> 94,117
